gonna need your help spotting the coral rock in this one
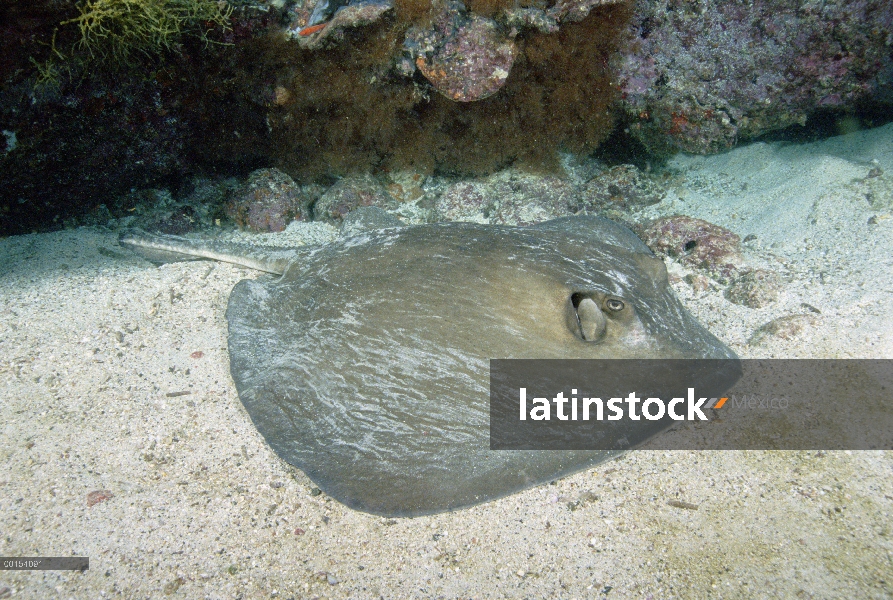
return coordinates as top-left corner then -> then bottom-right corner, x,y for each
577,164 -> 666,212
313,173 -> 398,223
618,0 -> 893,154
290,0 -> 393,49
226,168 -> 310,232
436,171 -> 576,225
409,6 -> 516,102
642,215 -> 743,280
436,182 -> 490,223
548,0 -> 623,23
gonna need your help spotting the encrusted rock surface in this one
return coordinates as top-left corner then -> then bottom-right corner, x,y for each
436,171 -> 577,225
225,168 -> 311,232
407,6 -> 516,102
576,164 -> 666,212
617,0 -> 893,154
642,215 -> 743,281
288,0 -> 393,49
312,173 -> 398,224
4,0 -> 891,235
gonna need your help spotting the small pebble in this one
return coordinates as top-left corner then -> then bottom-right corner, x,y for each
725,269 -> 782,308
684,273 -> 710,293
86,490 -> 113,507
163,577 -> 184,595
666,499 -> 699,510
749,314 -> 817,345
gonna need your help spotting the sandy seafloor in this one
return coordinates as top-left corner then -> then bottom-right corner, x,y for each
1,124 -> 892,600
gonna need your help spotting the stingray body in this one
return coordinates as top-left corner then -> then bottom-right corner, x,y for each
120,214 -> 737,516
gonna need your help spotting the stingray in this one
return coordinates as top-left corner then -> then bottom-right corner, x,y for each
120,211 -> 738,516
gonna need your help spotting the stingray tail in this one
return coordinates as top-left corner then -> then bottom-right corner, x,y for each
118,229 -> 296,275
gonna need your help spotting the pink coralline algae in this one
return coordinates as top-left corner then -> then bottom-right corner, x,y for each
407,7 -> 516,102
617,0 -> 893,154
225,168 -> 310,232
641,216 -> 743,281
436,181 -> 489,222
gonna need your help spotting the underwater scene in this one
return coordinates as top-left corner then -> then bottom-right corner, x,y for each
1,0 -> 891,597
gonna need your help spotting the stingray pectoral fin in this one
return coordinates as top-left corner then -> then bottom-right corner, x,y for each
636,254 -> 669,285
576,297 -> 607,341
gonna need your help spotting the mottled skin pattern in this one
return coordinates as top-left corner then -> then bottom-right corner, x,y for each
120,214 -> 737,516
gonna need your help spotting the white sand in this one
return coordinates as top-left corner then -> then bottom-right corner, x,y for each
1,124 -> 891,599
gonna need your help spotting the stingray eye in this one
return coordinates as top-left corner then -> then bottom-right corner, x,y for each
605,298 -> 625,312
